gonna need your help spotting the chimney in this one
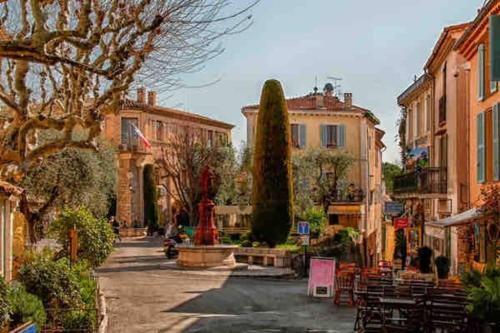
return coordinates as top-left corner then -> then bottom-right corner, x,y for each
137,87 -> 145,104
148,91 -> 157,106
344,93 -> 352,109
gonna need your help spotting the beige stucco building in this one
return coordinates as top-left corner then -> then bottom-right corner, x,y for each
242,86 -> 385,266
103,88 -> 233,227
0,181 -> 22,282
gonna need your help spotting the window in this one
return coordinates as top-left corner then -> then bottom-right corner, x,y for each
291,124 -> 306,148
207,130 -> 214,147
407,108 -> 413,141
321,124 -> 345,148
416,102 -> 421,136
155,121 -> 163,141
477,112 -> 486,183
493,104 -> 499,180
121,117 -> 138,146
425,95 -> 431,131
439,135 -> 448,168
479,44 -> 485,100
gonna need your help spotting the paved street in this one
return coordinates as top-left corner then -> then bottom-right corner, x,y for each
97,238 -> 356,333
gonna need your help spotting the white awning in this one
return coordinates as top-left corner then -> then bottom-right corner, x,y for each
426,208 -> 481,228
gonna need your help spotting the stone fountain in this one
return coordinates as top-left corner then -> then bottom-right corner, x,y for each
176,167 -> 239,269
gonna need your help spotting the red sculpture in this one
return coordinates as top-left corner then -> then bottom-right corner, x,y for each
194,166 -> 220,245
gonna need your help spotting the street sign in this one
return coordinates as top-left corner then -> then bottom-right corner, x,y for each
297,221 -> 310,235
300,235 -> 310,246
394,217 -> 409,229
384,202 -> 404,215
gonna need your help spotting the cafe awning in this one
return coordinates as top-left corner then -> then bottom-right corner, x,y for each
328,204 -> 364,215
426,208 -> 481,228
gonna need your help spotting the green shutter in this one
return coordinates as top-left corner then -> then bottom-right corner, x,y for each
490,15 -> 500,82
494,104 -> 500,181
320,125 -> 327,147
479,44 -> 485,100
338,124 -> 346,147
477,112 -> 486,183
299,124 -> 306,149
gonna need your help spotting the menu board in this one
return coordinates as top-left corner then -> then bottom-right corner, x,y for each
307,257 -> 336,297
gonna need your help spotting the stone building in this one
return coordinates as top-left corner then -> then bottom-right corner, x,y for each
242,85 -> 385,266
103,88 -> 233,227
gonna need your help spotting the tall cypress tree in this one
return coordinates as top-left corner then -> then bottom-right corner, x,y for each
251,79 -> 293,247
143,164 -> 159,234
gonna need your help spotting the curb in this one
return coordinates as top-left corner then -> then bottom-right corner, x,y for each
97,280 -> 108,333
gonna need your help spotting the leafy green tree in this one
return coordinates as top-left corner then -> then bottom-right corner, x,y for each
303,207 -> 327,237
22,137 -> 117,242
143,165 -> 160,234
251,79 -> 294,247
383,162 -> 402,195
293,149 -> 354,214
49,208 -> 114,268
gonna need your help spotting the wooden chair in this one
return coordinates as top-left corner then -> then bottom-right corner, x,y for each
426,287 -> 467,332
381,297 -> 425,333
334,271 -> 355,306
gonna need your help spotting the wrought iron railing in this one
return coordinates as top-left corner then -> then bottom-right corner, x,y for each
393,167 -> 447,195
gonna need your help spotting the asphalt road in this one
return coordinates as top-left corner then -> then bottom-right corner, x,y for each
97,238 -> 356,333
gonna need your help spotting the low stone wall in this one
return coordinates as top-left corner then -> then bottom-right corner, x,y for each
234,247 -> 292,268
119,227 -> 147,237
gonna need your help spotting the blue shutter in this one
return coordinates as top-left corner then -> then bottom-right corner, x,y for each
299,124 -> 306,149
477,112 -> 486,183
320,125 -> 327,147
494,104 -> 500,181
338,124 -> 346,147
479,44 -> 485,100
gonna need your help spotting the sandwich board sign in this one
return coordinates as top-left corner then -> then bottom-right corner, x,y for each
307,257 -> 336,298
297,221 -> 310,235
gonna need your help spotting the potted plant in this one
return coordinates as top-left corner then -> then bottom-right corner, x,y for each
417,246 -> 433,274
465,275 -> 500,333
435,255 -> 451,279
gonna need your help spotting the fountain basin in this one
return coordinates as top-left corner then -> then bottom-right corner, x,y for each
176,244 -> 238,269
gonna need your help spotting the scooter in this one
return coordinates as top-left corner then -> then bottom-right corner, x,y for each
164,230 -> 188,259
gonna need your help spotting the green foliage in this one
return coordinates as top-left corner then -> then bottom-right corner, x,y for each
18,251 -> 83,308
293,148 -> 354,214
434,255 -> 451,279
320,228 -> 360,261
23,137 -> 117,220
417,246 -> 433,273
303,207 -> 327,237
276,243 -> 301,252
49,208 -> 114,268
0,276 -> 11,329
251,79 -> 294,247
219,235 -> 233,244
7,283 -> 46,332
143,165 -> 160,234
465,275 -> 500,324
462,266 -> 500,289
383,162 -> 402,195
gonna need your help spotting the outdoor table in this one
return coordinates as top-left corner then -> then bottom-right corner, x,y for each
379,297 -> 418,329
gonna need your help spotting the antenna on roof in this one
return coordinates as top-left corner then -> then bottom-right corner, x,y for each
327,76 -> 343,97
313,75 -> 319,94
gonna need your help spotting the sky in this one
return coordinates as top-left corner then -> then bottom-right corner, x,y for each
160,0 -> 485,164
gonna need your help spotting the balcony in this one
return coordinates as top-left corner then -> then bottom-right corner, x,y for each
393,167 -> 447,196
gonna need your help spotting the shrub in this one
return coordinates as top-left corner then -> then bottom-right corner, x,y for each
434,256 -> 451,279
462,266 -> 500,289
219,236 -> 233,245
241,240 -> 252,247
0,276 -> 11,329
251,79 -> 294,247
49,208 -> 114,268
143,164 -> 160,234
18,251 -> 83,309
7,283 -> 46,332
417,246 -> 433,273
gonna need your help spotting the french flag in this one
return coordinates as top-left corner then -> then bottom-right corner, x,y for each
131,123 -> 152,149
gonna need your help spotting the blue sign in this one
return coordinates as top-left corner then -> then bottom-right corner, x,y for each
18,323 -> 37,333
384,202 -> 404,215
297,221 -> 310,235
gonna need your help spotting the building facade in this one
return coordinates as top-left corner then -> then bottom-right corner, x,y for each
0,181 -> 21,282
103,88 -> 233,227
242,86 -> 385,266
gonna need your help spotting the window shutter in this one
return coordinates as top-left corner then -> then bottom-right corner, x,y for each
338,124 -> 346,147
477,112 -> 486,183
494,104 -> 500,181
320,125 -> 327,147
490,15 -> 500,82
299,124 -> 306,149
479,44 -> 485,100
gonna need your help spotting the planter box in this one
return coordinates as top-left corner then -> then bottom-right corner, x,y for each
119,227 -> 147,237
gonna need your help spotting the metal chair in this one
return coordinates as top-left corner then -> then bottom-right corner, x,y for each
334,271 -> 355,306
